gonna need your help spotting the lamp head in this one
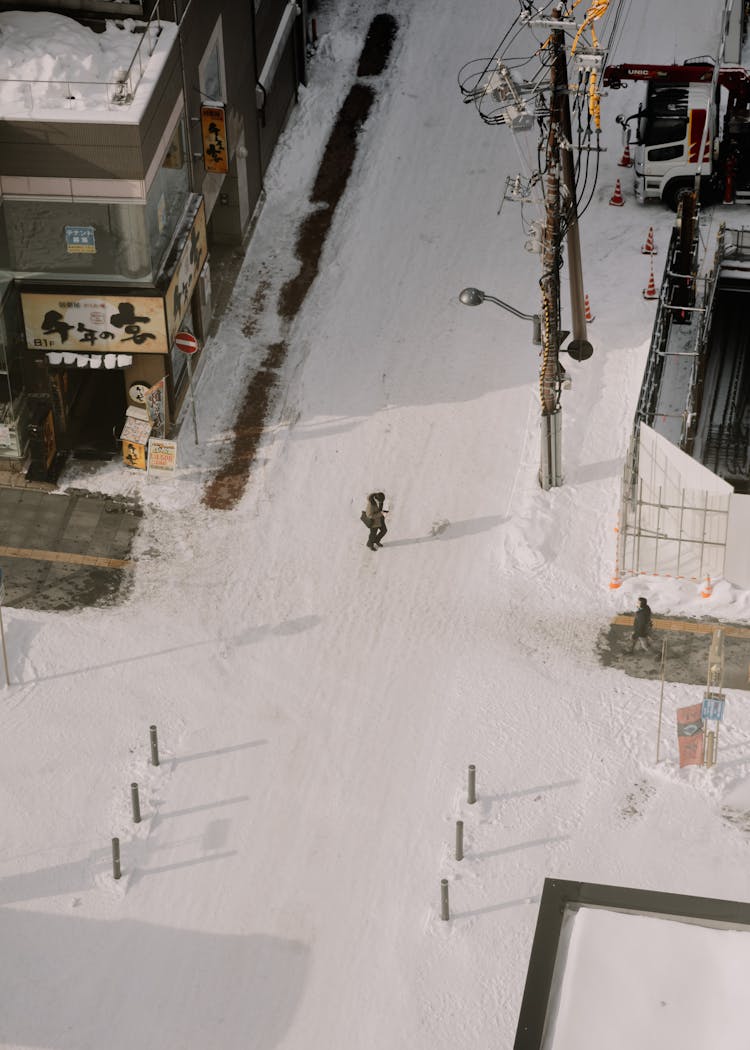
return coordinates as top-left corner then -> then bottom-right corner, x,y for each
459,287 -> 485,307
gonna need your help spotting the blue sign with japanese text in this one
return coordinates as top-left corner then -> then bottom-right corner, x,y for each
701,696 -> 725,722
65,226 -> 96,254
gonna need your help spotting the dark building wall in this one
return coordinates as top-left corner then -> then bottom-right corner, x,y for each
258,32 -> 297,175
255,0 -> 304,177
177,0 -> 264,244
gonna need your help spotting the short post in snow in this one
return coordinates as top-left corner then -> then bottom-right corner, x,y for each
112,837 -> 121,880
467,764 -> 477,804
455,820 -> 464,861
149,725 -> 160,767
131,782 -> 141,824
655,639 -> 667,763
440,878 -> 450,921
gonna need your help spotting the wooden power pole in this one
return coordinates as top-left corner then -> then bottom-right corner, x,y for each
539,6 -> 593,489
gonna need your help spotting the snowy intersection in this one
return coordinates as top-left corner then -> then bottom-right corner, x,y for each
3,0 -> 750,1047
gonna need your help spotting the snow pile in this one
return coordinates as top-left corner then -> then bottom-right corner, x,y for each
0,11 -> 173,114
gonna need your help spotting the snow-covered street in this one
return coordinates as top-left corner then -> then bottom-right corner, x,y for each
3,0 -> 750,1047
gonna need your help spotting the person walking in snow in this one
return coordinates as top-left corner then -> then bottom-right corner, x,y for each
363,491 -> 388,550
628,597 -> 653,652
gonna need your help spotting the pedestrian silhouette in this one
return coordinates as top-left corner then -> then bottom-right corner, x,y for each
361,491 -> 388,550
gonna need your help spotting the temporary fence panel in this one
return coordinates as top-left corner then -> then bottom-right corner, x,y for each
620,424 -> 731,582
724,493 -> 750,589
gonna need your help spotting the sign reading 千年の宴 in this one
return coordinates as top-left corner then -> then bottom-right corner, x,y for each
21,294 -> 168,354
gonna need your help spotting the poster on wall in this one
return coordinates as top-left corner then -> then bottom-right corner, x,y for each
65,226 -> 96,254
200,105 -> 229,174
21,293 -> 168,354
144,377 -> 167,439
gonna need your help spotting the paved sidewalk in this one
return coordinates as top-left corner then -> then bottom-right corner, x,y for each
600,615 -> 750,690
0,487 -> 141,611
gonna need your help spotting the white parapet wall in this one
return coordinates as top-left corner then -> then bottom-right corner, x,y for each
725,494 -> 750,589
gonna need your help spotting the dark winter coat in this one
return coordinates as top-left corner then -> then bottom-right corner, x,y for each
633,604 -> 653,637
365,494 -> 385,528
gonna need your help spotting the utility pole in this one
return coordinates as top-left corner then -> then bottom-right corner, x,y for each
538,6 -> 593,488
459,2 -> 602,488
556,14 -> 592,365
538,12 -> 565,489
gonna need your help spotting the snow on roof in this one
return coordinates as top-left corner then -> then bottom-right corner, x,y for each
0,11 -> 179,122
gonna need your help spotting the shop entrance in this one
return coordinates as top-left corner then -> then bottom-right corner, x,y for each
62,368 -> 126,458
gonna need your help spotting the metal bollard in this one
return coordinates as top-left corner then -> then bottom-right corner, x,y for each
149,725 -> 160,767
467,764 -> 476,805
455,820 -> 464,861
440,878 -> 450,921
131,782 -> 141,824
112,837 -> 121,880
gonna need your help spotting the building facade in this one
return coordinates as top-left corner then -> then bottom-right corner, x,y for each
0,0 -> 306,477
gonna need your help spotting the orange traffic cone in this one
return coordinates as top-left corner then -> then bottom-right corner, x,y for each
584,294 -> 595,322
643,258 -> 658,300
618,139 -> 632,167
609,178 -> 625,206
700,575 -> 713,598
641,226 -> 658,255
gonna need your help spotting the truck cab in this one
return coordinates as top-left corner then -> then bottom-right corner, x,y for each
633,80 -> 714,207
605,61 -> 750,208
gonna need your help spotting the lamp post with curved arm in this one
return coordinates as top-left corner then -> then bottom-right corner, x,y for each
459,287 -> 542,344
459,284 -> 572,486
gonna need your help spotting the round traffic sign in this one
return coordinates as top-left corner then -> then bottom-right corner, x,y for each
174,330 -> 199,355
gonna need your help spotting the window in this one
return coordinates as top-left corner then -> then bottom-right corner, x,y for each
0,199 -> 151,282
145,120 -> 190,273
0,121 -> 189,283
199,19 -> 226,104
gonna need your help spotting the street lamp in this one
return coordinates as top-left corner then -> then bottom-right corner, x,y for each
459,285 -> 575,487
459,287 -> 541,344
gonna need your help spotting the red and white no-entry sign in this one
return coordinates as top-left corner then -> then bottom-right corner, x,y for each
174,330 -> 199,355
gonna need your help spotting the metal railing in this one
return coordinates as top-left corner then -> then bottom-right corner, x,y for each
0,7 -> 163,112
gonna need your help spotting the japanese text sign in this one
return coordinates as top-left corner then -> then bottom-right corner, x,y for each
200,105 -> 229,174
22,294 -> 168,354
165,200 -> 208,340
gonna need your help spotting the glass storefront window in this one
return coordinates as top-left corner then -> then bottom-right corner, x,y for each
0,198 -> 151,282
145,120 -> 190,276
0,120 -> 189,284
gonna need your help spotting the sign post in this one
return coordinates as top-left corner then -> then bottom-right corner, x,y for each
0,568 -> 9,687
174,330 -> 200,445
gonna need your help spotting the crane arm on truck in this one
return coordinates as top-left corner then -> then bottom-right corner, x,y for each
603,62 -> 750,99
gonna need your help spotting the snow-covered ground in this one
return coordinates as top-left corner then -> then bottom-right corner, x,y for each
3,0 -> 750,1047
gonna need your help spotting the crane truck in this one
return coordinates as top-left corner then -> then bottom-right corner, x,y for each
603,61 -> 750,208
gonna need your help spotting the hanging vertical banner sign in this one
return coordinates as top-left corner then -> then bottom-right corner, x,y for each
200,105 -> 229,174
676,704 -> 705,768
144,377 -> 167,439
